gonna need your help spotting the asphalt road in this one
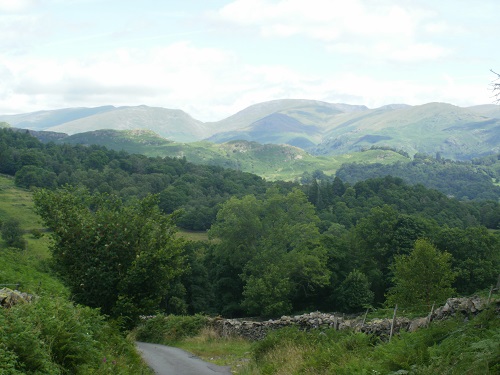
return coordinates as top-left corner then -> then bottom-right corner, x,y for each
136,342 -> 232,375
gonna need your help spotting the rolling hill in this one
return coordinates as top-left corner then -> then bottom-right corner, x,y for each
0,105 -> 209,142
312,102 -> 500,159
2,100 -> 500,160
52,129 -> 408,181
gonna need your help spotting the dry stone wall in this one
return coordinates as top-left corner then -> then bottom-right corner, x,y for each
209,296 -> 495,341
0,287 -> 33,308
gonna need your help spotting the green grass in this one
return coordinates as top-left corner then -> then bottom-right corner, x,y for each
0,174 -> 154,374
0,247 -> 67,296
132,304 -> 500,374
176,328 -> 253,370
131,316 -> 253,371
0,175 -> 44,231
54,131 -> 410,181
176,229 -> 211,242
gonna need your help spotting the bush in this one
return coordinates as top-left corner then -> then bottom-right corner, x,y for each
336,269 -> 374,313
30,229 -> 44,239
0,295 -> 150,374
134,314 -> 208,344
1,218 -> 26,249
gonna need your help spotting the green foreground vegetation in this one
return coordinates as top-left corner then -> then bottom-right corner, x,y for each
131,306 -> 500,374
0,176 -> 152,374
1,128 -> 499,373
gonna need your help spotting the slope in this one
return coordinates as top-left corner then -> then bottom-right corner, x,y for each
314,102 -> 500,159
45,105 -> 209,142
54,130 -> 408,181
205,99 -> 367,134
0,106 -> 115,131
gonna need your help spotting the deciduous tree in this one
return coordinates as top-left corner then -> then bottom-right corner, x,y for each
1,218 -> 25,249
386,239 -> 455,311
33,187 -> 186,326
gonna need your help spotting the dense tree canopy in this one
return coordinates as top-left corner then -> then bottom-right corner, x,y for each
33,187 -> 186,326
2,128 -> 499,318
336,153 -> 500,201
209,188 -> 330,317
0,128 -> 272,230
386,239 -> 456,311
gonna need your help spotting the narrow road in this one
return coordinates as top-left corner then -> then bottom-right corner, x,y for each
136,342 -> 232,375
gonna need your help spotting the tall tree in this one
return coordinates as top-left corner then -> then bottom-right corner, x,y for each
433,226 -> 500,294
386,239 -> 455,311
335,269 -> 374,313
209,188 -> 330,317
33,187 -> 186,326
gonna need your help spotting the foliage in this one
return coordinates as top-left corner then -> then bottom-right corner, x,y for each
335,269 -> 374,313
2,129 -> 499,318
33,187 -> 187,326
433,226 -> 500,295
236,305 -> 500,375
336,154 -> 500,201
305,175 -> 497,230
1,217 -> 26,249
209,188 -> 330,317
133,314 -> 208,344
0,128 -> 272,231
386,239 -> 456,311
0,296 -> 151,374
0,178 -> 152,374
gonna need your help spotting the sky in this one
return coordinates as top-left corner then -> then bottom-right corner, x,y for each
0,0 -> 499,121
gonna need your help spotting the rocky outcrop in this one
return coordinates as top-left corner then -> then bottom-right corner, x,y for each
0,288 -> 33,308
209,296 -> 496,341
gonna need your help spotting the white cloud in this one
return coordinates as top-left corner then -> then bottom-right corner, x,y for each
0,0 -> 41,13
0,35 -> 491,121
213,0 -> 448,62
215,0 -> 429,38
0,42 -> 244,117
0,1 -> 496,120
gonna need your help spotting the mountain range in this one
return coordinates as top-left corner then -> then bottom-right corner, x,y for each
1,99 -> 500,160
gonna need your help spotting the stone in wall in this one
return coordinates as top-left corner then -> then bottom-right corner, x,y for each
0,287 -> 33,308
209,296 -> 497,341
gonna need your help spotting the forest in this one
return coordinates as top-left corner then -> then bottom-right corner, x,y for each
335,149 -> 500,201
1,127 -> 500,324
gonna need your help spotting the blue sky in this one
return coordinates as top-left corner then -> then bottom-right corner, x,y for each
0,0 -> 499,121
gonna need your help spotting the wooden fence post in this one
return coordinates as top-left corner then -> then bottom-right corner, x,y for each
389,304 -> 398,342
362,308 -> 370,327
426,303 -> 435,328
487,285 -> 495,305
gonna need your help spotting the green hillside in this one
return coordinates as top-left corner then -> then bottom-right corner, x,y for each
47,105 -> 208,142
0,106 -> 115,131
204,99 -> 366,134
0,174 -> 55,284
56,130 -> 408,181
314,102 -> 500,159
3,100 -> 500,160
0,175 -> 153,373
207,101 -> 500,160
468,104 -> 500,118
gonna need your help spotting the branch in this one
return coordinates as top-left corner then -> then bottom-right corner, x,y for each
490,69 -> 500,104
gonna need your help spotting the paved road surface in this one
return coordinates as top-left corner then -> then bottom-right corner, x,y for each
136,341 -> 232,375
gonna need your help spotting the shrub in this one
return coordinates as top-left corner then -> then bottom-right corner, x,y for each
134,314 -> 208,344
1,218 -> 25,249
0,295 -> 150,374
